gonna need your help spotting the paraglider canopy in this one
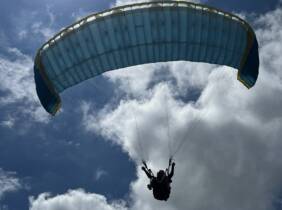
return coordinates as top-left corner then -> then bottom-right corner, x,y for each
34,0 -> 259,115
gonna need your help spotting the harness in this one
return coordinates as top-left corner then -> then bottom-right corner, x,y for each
143,158 -> 173,201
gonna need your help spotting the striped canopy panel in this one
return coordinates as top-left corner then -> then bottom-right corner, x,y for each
34,1 -> 259,115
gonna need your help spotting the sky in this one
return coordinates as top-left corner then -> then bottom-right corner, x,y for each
0,0 -> 282,210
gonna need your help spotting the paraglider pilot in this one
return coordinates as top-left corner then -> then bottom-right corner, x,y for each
142,158 -> 175,201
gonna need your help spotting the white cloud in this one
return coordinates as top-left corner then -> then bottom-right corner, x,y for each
104,60 -> 215,100
15,6 -> 57,42
30,7 -> 57,41
104,63 -> 160,98
29,189 -> 127,210
80,3 -> 282,210
168,61 -> 217,94
94,168 -> 108,181
0,115 -> 15,129
0,168 -> 21,199
0,48 -> 35,105
31,22 -> 56,41
0,48 -> 50,123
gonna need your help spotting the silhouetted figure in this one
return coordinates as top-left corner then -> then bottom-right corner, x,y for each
142,159 -> 175,201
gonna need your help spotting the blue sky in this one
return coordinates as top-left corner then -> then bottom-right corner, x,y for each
1,0 -> 282,210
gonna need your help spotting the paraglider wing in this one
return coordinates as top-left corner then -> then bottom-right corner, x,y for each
34,1 -> 259,115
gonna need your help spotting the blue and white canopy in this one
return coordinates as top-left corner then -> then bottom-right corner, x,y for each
34,1 -> 259,115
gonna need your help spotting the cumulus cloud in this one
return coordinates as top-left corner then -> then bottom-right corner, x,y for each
0,48 -> 49,123
0,48 -> 35,104
79,3 -> 282,210
104,63 -> 164,98
104,61 -> 214,99
0,168 -> 21,199
29,189 -> 127,210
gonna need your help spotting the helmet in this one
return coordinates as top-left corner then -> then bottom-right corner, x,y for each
157,170 -> 166,182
